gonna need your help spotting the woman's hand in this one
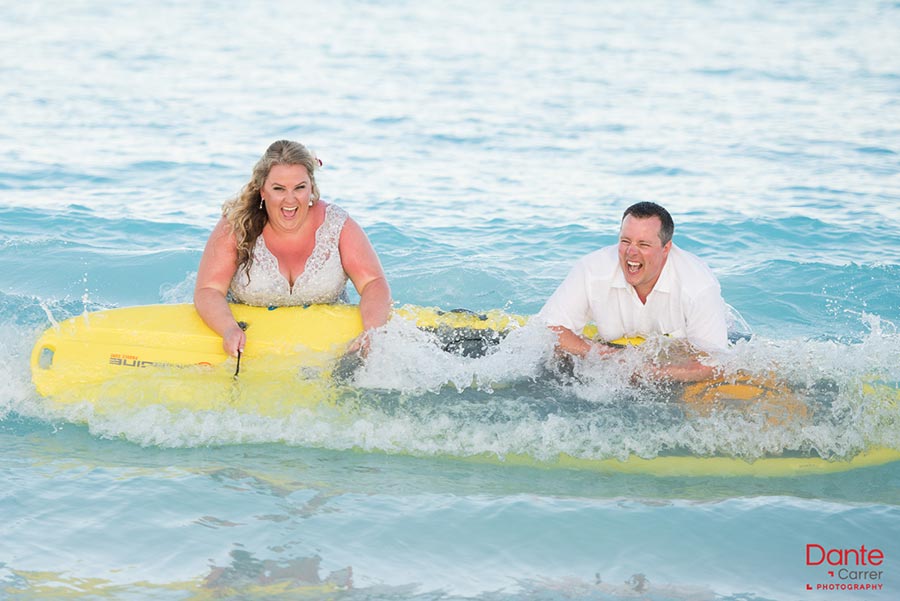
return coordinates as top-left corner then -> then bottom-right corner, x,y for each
345,331 -> 371,357
222,323 -> 247,357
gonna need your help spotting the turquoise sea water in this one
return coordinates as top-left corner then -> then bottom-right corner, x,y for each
2,1 -> 900,599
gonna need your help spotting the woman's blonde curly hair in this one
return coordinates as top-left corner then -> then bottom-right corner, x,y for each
223,140 -> 321,274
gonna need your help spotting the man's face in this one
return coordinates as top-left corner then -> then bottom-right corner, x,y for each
618,214 -> 671,300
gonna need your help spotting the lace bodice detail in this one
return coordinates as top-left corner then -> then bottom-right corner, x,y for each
229,203 -> 350,306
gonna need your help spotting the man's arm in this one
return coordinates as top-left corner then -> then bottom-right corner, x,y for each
664,282 -> 728,382
550,325 -> 620,358
648,357 -> 717,382
539,258 -> 591,341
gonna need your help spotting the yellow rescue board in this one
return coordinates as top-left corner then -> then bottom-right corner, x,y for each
30,303 -> 523,399
29,303 -> 900,477
462,447 -> 900,478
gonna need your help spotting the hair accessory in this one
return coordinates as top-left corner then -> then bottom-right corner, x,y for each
316,158 -> 323,167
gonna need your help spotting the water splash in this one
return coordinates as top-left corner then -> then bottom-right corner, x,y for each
6,289 -> 898,464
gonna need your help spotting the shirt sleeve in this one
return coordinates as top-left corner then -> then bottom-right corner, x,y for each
537,259 -> 592,334
684,283 -> 729,353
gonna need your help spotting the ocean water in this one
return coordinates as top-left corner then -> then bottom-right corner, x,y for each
2,0 -> 900,599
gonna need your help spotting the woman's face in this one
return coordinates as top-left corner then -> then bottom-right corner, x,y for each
261,164 -> 313,231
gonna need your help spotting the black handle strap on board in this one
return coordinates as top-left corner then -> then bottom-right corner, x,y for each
233,321 -> 249,378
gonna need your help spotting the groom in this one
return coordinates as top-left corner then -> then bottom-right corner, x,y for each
538,202 -> 729,382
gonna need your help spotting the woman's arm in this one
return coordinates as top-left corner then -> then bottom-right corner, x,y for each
194,217 -> 246,356
338,217 -> 392,331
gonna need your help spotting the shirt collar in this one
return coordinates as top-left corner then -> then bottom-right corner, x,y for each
654,254 -> 674,294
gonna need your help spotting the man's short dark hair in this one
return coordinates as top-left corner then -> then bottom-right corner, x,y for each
622,202 -> 674,245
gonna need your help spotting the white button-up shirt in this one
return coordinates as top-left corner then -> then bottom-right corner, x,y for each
538,244 -> 728,353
